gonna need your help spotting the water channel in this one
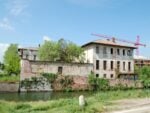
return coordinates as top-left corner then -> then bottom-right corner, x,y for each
0,91 -> 94,102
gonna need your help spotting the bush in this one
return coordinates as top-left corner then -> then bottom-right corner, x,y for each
88,72 -> 109,90
58,75 -> 73,90
139,66 -> 150,88
41,73 -> 57,83
0,74 -> 19,82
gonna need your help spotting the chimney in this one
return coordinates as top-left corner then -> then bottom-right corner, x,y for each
112,37 -> 116,43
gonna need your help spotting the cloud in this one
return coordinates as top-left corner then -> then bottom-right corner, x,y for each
8,0 -> 29,16
0,43 -> 9,62
0,18 -> 14,31
43,36 -> 51,41
0,0 -> 31,31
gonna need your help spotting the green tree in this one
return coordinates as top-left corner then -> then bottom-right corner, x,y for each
139,66 -> 150,88
0,62 -> 5,70
4,44 -> 20,75
38,39 -> 84,62
38,41 -> 59,61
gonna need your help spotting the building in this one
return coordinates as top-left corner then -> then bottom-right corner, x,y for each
134,58 -> 150,68
18,47 -> 39,61
82,39 -> 137,79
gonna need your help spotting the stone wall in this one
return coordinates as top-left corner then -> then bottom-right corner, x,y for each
20,59 -> 93,80
20,59 -> 93,91
0,82 -> 19,92
109,79 -> 143,88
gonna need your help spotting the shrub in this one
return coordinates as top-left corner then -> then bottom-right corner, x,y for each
41,73 -> 57,83
88,72 -> 109,90
20,77 -> 44,89
58,75 -> 73,90
139,66 -> 150,88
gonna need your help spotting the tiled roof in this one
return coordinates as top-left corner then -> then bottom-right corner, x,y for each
82,39 -> 137,49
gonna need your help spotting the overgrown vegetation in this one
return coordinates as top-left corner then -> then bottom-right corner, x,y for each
88,72 -> 109,90
0,89 -> 150,113
57,75 -> 73,91
41,73 -> 57,83
38,38 -> 85,63
21,73 -> 74,91
0,73 -> 19,82
139,66 -> 150,88
3,44 -> 20,75
21,77 -> 47,89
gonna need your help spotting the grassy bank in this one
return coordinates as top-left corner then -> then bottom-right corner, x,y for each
0,89 -> 150,113
0,75 -> 19,82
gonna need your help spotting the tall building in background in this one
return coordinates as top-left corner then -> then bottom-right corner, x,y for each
82,39 -> 136,79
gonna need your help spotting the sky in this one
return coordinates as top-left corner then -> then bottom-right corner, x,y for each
0,0 -> 150,61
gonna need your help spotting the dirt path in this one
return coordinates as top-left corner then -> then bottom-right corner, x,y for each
107,98 -> 150,113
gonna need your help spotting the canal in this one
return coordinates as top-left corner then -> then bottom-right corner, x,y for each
0,91 -> 94,102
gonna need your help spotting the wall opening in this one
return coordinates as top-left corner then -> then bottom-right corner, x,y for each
117,61 -> 120,70
123,62 -> 126,71
110,48 -> 113,54
58,66 -> 63,74
111,61 -> 114,70
128,62 -> 131,71
117,49 -> 120,55
103,61 -> 107,70
96,74 -> 99,78
96,60 -> 99,70
110,74 -> 113,78
123,49 -> 125,56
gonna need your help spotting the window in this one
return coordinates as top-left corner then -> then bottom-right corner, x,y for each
128,62 -> 131,71
117,61 -> 120,70
26,54 -> 29,59
127,50 -> 132,56
103,61 -> 107,70
103,74 -> 106,78
110,48 -> 113,54
123,49 -> 125,56
117,49 -> 120,55
96,60 -> 99,70
110,74 -> 114,78
123,62 -> 126,71
96,46 -> 99,54
58,67 -> 63,74
33,55 -> 36,60
103,47 -> 107,54
111,61 -> 114,70
96,74 -> 99,78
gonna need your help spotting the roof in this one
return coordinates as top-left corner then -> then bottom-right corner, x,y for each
134,55 -> 150,60
82,39 -> 137,49
18,47 -> 39,51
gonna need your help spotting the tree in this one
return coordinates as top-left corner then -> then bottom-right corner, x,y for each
139,66 -> 150,88
38,41 -> 59,61
38,39 -> 85,62
0,62 -> 5,70
4,44 -> 20,75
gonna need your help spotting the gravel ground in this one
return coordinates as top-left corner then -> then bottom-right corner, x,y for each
106,98 -> 150,113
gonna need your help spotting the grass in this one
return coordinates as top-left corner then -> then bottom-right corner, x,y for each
0,75 -> 19,82
0,89 -> 150,113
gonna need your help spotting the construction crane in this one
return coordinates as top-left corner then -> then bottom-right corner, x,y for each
91,33 -> 146,56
